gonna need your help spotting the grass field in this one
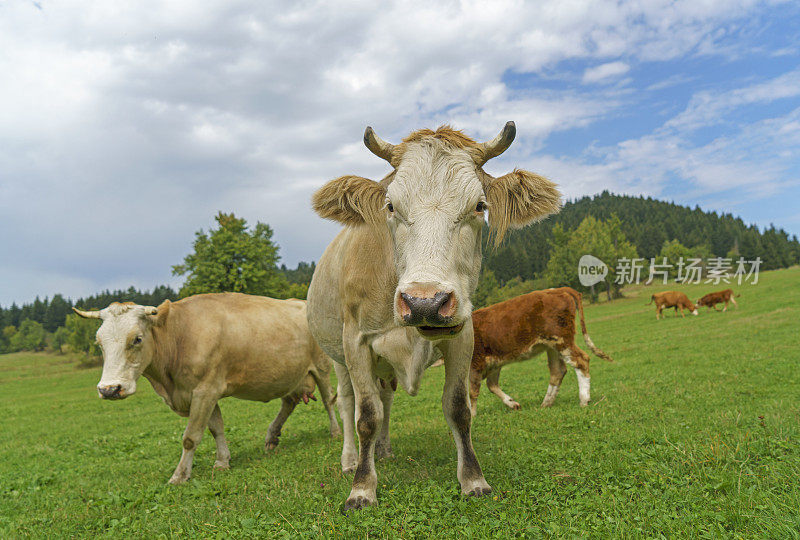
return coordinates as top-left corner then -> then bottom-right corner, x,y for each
2,268 -> 799,537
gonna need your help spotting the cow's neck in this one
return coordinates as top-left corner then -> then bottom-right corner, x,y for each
142,325 -> 179,410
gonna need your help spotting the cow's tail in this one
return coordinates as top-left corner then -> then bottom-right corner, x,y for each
572,289 -> 613,362
646,294 -> 655,305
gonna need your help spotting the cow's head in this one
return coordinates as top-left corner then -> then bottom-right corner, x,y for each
73,301 -> 169,399
313,123 -> 561,339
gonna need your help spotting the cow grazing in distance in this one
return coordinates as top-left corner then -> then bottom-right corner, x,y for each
697,289 -> 739,311
648,291 -> 698,319
469,287 -> 612,415
307,122 -> 561,510
73,294 -> 340,484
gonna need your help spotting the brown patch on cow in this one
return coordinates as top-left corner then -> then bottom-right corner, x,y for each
450,386 -> 481,479
183,437 -> 195,450
649,291 -> 697,319
354,399 -> 378,486
697,289 -> 738,311
469,287 -> 610,409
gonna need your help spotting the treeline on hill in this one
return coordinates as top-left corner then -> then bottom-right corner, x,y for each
3,195 -> 799,359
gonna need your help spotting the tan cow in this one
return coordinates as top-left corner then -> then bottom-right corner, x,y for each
469,287 -> 612,415
697,289 -> 739,311
648,291 -> 698,319
307,122 -> 561,510
73,293 -> 340,484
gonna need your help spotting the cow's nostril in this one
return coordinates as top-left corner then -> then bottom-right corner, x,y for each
98,385 -> 122,399
399,290 -> 455,325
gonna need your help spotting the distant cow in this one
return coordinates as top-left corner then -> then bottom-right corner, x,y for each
648,291 -> 698,319
468,287 -> 612,415
73,293 -> 340,484
697,289 -> 739,311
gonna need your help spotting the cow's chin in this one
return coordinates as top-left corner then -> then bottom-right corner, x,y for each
416,323 -> 465,340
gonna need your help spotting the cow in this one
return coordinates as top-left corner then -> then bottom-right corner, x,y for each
73,293 -> 340,484
307,122 -> 562,510
697,289 -> 739,311
468,287 -> 612,415
647,291 -> 698,319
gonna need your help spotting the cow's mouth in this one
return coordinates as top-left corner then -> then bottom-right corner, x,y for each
417,323 -> 464,339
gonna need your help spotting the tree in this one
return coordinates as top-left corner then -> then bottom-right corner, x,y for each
172,212 -> 291,298
64,314 -> 101,358
0,325 -> 16,353
10,319 -> 47,352
51,326 -> 69,354
659,239 -> 693,278
544,215 -> 637,301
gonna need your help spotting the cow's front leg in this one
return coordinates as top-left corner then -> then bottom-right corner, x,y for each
342,330 -> 382,511
169,389 -> 218,484
207,404 -> 231,469
375,379 -> 395,459
334,361 -> 357,473
440,326 -> 492,498
265,396 -> 298,450
468,369 -> 482,417
486,368 -> 520,410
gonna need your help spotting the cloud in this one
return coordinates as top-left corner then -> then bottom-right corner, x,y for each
582,61 -> 630,84
0,0 -> 797,305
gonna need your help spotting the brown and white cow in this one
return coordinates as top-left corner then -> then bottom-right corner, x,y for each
469,287 -> 612,415
74,293 -> 340,484
697,289 -> 739,311
307,123 -> 561,510
648,291 -> 698,319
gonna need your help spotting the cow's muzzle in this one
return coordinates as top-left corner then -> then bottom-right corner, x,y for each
399,291 -> 455,325
98,384 -> 124,400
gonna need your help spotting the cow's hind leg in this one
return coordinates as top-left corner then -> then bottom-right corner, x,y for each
486,368 -> 520,410
208,404 -> 231,470
563,347 -> 591,407
375,379 -> 395,460
265,396 -> 298,450
334,361 -> 358,474
542,348 -> 567,407
468,369 -> 482,417
309,369 -> 341,438
169,390 -> 218,484
440,327 -> 492,498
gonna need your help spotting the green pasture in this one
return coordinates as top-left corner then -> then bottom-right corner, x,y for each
1,268 -> 799,537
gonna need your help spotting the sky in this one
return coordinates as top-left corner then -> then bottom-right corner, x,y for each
1,0 -> 799,306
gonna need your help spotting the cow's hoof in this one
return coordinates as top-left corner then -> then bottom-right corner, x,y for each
168,474 -> 189,485
265,439 -> 279,451
509,401 -> 521,410
375,443 -> 394,460
466,485 -> 493,498
580,400 -> 590,407
342,495 -> 375,512
541,400 -> 554,408
213,460 -> 230,470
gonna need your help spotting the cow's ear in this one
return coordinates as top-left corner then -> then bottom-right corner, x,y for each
146,300 -> 171,327
485,169 -> 562,245
312,175 -> 387,227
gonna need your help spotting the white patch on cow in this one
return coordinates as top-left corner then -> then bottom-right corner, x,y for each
692,309 -> 698,315
575,368 -> 590,406
541,384 -> 560,407
387,139 -> 485,326
94,305 -> 154,397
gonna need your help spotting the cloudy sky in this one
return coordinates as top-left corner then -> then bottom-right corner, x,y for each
2,0 -> 799,306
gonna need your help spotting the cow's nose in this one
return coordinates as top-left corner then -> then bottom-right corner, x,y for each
398,290 -> 456,326
98,385 -> 122,399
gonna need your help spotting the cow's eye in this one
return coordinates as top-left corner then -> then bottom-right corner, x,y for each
387,202 -> 394,213
132,336 -> 142,346
476,201 -> 486,212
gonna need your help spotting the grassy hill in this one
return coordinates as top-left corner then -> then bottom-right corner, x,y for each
484,192 -> 800,282
1,268 -> 799,536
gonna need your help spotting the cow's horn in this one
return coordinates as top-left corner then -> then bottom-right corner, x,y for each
72,307 -> 102,319
364,126 -> 396,164
142,306 -> 158,316
479,121 -> 516,165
